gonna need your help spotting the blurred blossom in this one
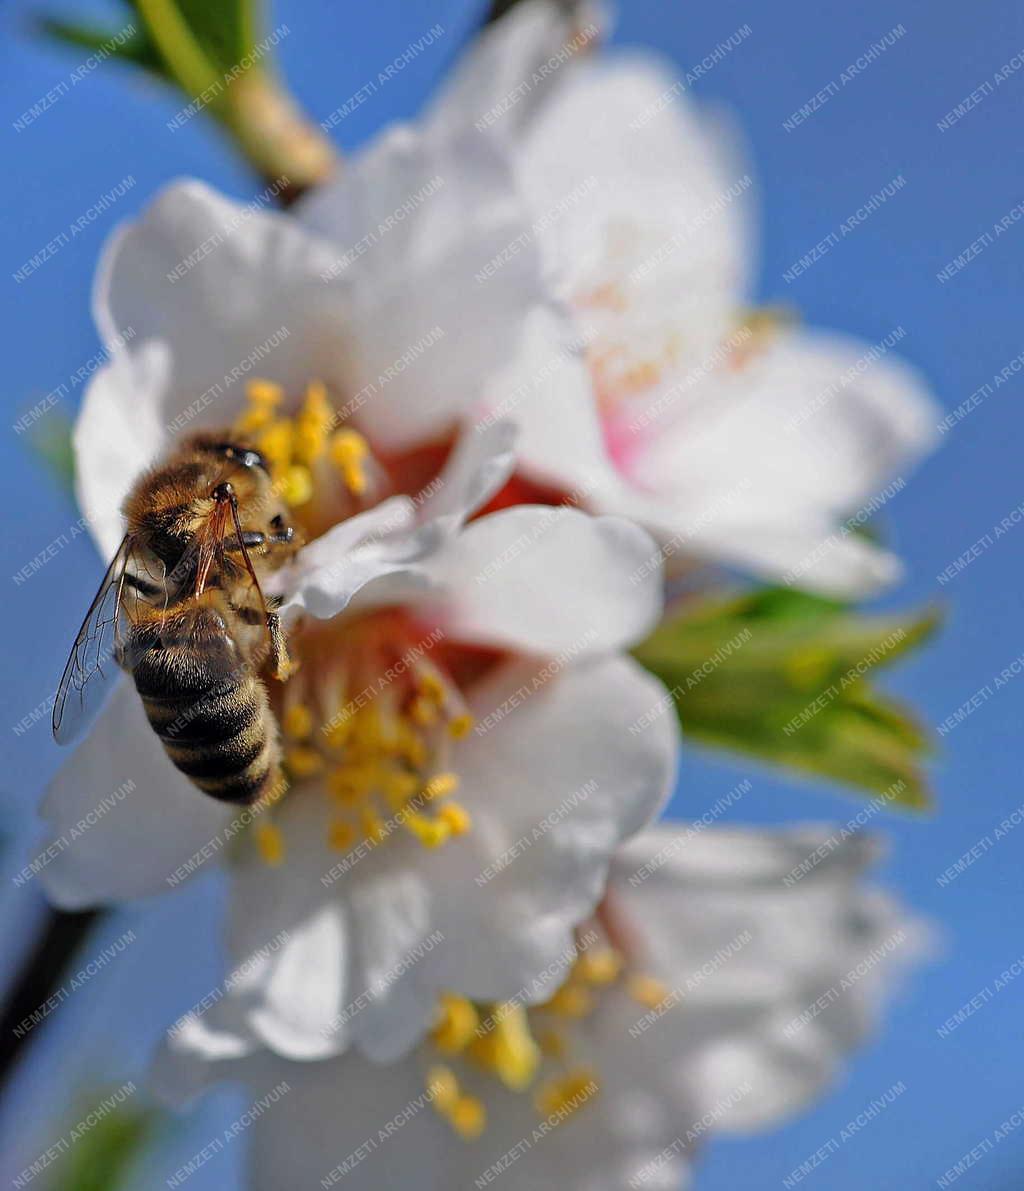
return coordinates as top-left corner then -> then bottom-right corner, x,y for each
412,0 -> 941,597
153,825 -> 925,1190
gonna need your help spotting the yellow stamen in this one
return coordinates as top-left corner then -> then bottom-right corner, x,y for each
469,1004 -> 539,1091
360,807 -> 387,844
236,405 -> 275,435
256,822 -> 284,867
282,703 -> 313,741
280,464 -> 313,507
417,671 -> 447,704
447,713 -> 474,740
328,821 -> 356,851
324,723 -> 353,752
626,973 -> 670,1009
423,772 -> 459,801
294,380 -> 334,465
432,994 -> 480,1055
545,984 -> 594,1019
576,948 -> 623,986
383,771 -> 419,806
426,1065 -> 460,1113
537,1028 -> 566,1058
437,802 -> 471,837
534,1070 -> 598,1119
255,420 -> 294,472
285,746 -> 324,779
409,694 -> 438,727
404,812 -> 451,849
449,1095 -> 486,1140
246,378 -> 284,406
329,428 -> 370,496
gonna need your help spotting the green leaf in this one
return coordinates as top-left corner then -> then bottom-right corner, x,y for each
633,588 -> 940,807
41,1099 -> 160,1191
36,15 -> 169,81
24,408 -> 75,494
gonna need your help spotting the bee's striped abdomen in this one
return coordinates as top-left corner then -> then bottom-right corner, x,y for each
129,604 -> 279,805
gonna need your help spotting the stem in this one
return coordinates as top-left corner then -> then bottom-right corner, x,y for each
0,908 -> 100,1083
138,0 -> 337,205
221,70 -> 337,206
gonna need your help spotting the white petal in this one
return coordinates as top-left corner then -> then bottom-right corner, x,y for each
425,0 -> 607,142
275,422 -> 517,622
39,681 -> 232,907
425,506 -> 663,656
298,126 -> 550,450
414,419 -> 517,529
480,305 -> 623,498
93,180 -> 348,430
273,496 -> 419,620
635,328 -> 939,594
207,654 -> 676,1062
73,340 -> 171,560
612,825 -> 926,1131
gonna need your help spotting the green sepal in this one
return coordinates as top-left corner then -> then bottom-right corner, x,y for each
633,587 -> 940,808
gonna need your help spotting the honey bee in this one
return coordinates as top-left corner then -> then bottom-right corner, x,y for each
53,433 -> 300,804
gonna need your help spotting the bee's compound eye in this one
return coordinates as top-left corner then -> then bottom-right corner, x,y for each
241,449 -> 269,472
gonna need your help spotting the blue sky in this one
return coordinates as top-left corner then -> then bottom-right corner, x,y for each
1,0 -> 1022,1187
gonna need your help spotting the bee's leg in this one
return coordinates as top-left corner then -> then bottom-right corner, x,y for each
266,611 -> 297,681
224,531 -> 267,552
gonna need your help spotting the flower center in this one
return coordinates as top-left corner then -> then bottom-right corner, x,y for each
230,380 -> 474,867
420,931 -> 669,1141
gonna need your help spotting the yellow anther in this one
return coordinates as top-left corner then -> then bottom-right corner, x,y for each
437,802 -> 471,837
576,948 -> 623,986
360,807 -> 387,844
545,984 -> 595,1019
423,772 -> 459,802
383,771 -> 419,806
534,1070 -> 598,1120
417,671 -> 447,703
282,703 -> 314,741
449,1095 -> 486,1140
537,1029 -> 567,1058
255,822 -> 284,867
246,378 -> 284,406
425,1065 -> 460,1113
626,973 -> 670,1009
397,724 -> 427,768
327,767 -> 367,804
280,464 -> 313,507
235,404 -> 275,435
294,381 -> 334,464
431,994 -> 480,1055
328,821 -> 356,851
469,1004 -> 539,1091
285,746 -> 324,779
409,694 -> 438,727
447,713 -> 474,740
256,420 -> 294,471
404,812 -> 451,849
324,714 -> 354,750
329,428 -> 369,495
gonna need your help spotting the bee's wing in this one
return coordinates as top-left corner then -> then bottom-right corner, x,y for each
52,534 -> 141,745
